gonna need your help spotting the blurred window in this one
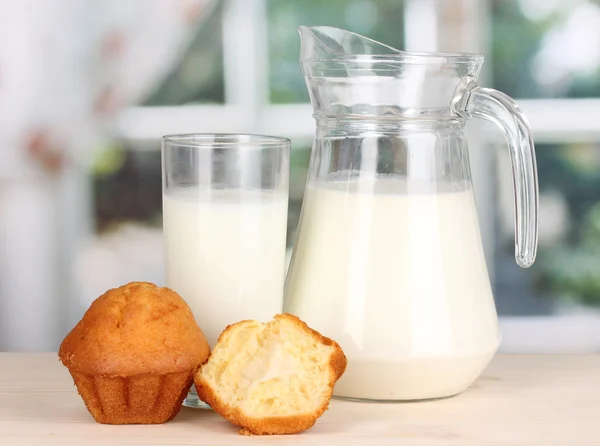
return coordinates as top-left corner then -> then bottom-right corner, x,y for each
495,141 -> 600,313
86,0 -> 600,352
492,0 -> 600,99
489,0 -> 600,329
144,3 -> 225,105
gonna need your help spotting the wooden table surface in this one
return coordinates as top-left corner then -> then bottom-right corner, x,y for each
0,354 -> 598,445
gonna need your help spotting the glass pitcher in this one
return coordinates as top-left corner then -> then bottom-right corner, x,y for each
284,26 -> 538,401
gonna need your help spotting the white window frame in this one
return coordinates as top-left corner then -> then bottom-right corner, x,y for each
116,0 -> 315,143
110,0 -> 600,353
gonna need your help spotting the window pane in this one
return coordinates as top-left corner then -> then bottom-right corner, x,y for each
267,0 -> 405,104
144,4 -> 224,105
492,0 -> 600,98
494,142 -> 600,315
93,142 -> 162,231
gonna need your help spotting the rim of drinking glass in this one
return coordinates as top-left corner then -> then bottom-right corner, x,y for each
161,133 -> 291,148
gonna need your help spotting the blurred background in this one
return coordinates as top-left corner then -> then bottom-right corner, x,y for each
1,0 -> 599,352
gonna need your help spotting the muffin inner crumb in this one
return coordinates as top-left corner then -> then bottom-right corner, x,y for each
200,318 -> 334,417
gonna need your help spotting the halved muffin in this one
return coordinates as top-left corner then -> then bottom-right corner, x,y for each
195,313 -> 347,435
59,282 -> 210,424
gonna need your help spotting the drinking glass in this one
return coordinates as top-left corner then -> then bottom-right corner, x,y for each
161,134 -> 290,408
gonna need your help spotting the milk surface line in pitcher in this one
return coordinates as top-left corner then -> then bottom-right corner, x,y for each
284,26 -> 539,401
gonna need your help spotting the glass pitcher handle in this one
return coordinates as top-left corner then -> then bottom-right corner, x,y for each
454,80 -> 538,268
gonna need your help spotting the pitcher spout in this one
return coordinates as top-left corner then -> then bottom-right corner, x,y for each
299,26 -> 401,64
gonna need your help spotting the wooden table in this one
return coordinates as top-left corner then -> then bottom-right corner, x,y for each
0,354 -> 598,445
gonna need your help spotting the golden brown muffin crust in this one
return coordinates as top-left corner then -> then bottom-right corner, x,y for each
59,282 -> 210,376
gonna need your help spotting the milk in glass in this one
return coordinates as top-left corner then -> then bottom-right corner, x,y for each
164,189 -> 288,347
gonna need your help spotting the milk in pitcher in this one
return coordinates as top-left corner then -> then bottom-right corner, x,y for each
284,178 -> 501,400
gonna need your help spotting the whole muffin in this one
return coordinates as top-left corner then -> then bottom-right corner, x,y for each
59,282 -> 210,424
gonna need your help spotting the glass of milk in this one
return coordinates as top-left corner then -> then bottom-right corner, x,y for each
161,134 -> 290,408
